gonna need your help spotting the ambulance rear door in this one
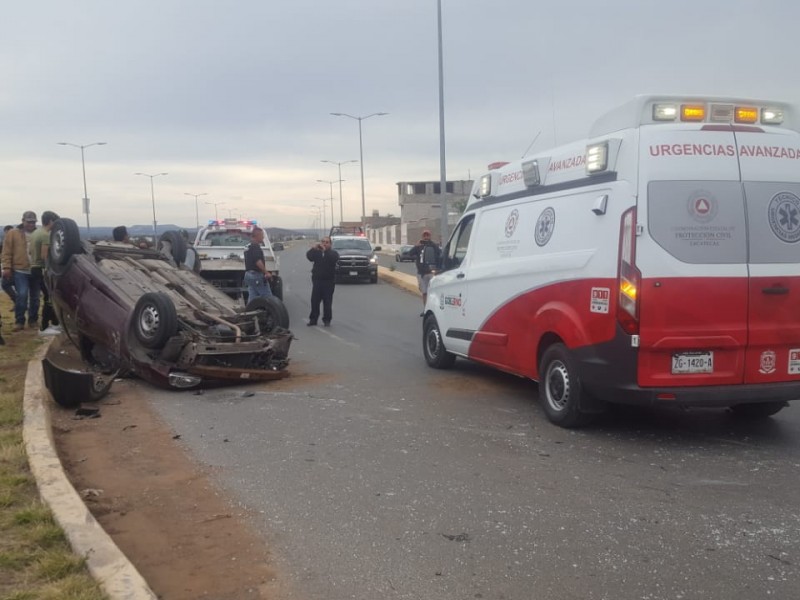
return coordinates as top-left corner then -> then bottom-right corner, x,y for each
737,128 -> 800,383
636,125 -> 749,387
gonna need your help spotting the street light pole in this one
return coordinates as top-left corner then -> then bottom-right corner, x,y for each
437,0 -> 449,244
205,201 -> 226,221
316,180 -> 338,228
184,192 -> 208,231
57,141 -> 107,237
321,159 -> 357,223
135,172 -> 168,242
330,112 -> 388,225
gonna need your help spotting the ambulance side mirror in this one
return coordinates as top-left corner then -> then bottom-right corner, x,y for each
591,194 -> 608,216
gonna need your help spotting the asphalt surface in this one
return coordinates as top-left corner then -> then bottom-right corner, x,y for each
136,244 -> 800,600
24,242 -> 800,600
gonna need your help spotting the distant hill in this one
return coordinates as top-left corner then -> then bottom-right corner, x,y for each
75,224 -> 311,241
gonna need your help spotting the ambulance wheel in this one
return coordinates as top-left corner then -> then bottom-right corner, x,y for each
728,402 -> 786,419
423,315 -> 456,369
539,344 -> 592,428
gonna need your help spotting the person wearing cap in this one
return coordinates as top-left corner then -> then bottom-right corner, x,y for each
408,229 -> 442,317
1,211 -> 39,331
29,211 -> 61,335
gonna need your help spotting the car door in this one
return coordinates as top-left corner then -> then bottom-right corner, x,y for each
430,215 -> 475,356
737,130 -> 800,383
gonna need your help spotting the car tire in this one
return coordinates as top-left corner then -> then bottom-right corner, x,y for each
270,276 -> 284,300
133,292 -> 179,349
729,402 -> 786,419
538,343 -> 593,428
246,296 -> 290,333
159,231 -> 187,266
184,246 -> 202,274
88,370 -> 119,402
49,218 -> 83,268
423,315 -> 456,369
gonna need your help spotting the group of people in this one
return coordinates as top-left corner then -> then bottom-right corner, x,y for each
303,229 -> 441,327
0,210 -> 63,344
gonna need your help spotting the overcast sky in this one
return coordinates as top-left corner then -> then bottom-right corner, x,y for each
2,0 -> 797,231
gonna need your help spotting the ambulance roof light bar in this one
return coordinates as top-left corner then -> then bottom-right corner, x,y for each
586,142 -> 608,174
651,100 -> 784,125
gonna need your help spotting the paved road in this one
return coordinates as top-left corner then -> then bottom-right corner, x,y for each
145,244 -> 800,600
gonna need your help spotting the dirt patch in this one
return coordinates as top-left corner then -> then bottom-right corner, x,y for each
49,368 -> 296,600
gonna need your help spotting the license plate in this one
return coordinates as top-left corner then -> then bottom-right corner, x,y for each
349,271 -> 358,276
671,352 -> 713,374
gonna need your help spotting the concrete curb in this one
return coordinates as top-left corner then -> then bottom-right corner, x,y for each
377,266 -> 420,295
23,344 -> 157,600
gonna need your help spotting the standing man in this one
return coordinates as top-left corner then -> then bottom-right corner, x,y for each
1,225 -> 18,304
29,211 -> 60,335
408,229 -> 442,317
1,211 -> 39,331
306,237 -> 339,327
243,226 -> 273,302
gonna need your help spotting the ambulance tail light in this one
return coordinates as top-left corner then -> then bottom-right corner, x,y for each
617,208 -> 640,335
586,142 -> 608,174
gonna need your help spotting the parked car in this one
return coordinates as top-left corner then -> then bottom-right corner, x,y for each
395,245 -> 415,262
272,242 -> 285,251
44,218 -> 293,403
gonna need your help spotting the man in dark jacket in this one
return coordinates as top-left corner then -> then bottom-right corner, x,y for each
305,237 -> 339,326
408,229 -> 442,316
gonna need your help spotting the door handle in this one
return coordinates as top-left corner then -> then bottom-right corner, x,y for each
456,272 -> 465,279
762,285 -> 789,295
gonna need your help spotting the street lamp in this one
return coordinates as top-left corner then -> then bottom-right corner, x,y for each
134,172 -> 168,242
57,141 -> 107,237
205,201 -> 225,221
184,192 -> 208,231
321,159 -> 357,223
316,180 -> 337,227
330,112 -> 388,225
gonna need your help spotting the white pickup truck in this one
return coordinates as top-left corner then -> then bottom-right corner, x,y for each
192,218 -> 283,301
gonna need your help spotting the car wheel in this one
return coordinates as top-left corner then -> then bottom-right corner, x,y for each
246,296 -> 290,333
133,292 -> 179,349
270,276 -> 284,300
423,315 -> 456,369
729,402 -> 786,419
159,231 -> 187,266
184,246 -> 202,274
49,218 -> 83,267
538,343 -> 593,428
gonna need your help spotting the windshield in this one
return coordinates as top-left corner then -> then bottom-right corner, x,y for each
202,231 -> 252,246
332,238 -> 372,251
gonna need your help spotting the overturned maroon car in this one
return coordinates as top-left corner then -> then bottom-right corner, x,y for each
44,218 -> 293,402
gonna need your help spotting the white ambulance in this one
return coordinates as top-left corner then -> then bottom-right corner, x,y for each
423,95 -> 800,427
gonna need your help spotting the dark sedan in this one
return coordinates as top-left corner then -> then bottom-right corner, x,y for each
45,218 -> 293,399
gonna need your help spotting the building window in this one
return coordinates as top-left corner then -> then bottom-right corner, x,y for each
432,182 -> 454,194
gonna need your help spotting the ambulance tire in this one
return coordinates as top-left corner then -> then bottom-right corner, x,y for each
423,315 -> 456,369
539,343 -> 593,428
728,402 -> 785,419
